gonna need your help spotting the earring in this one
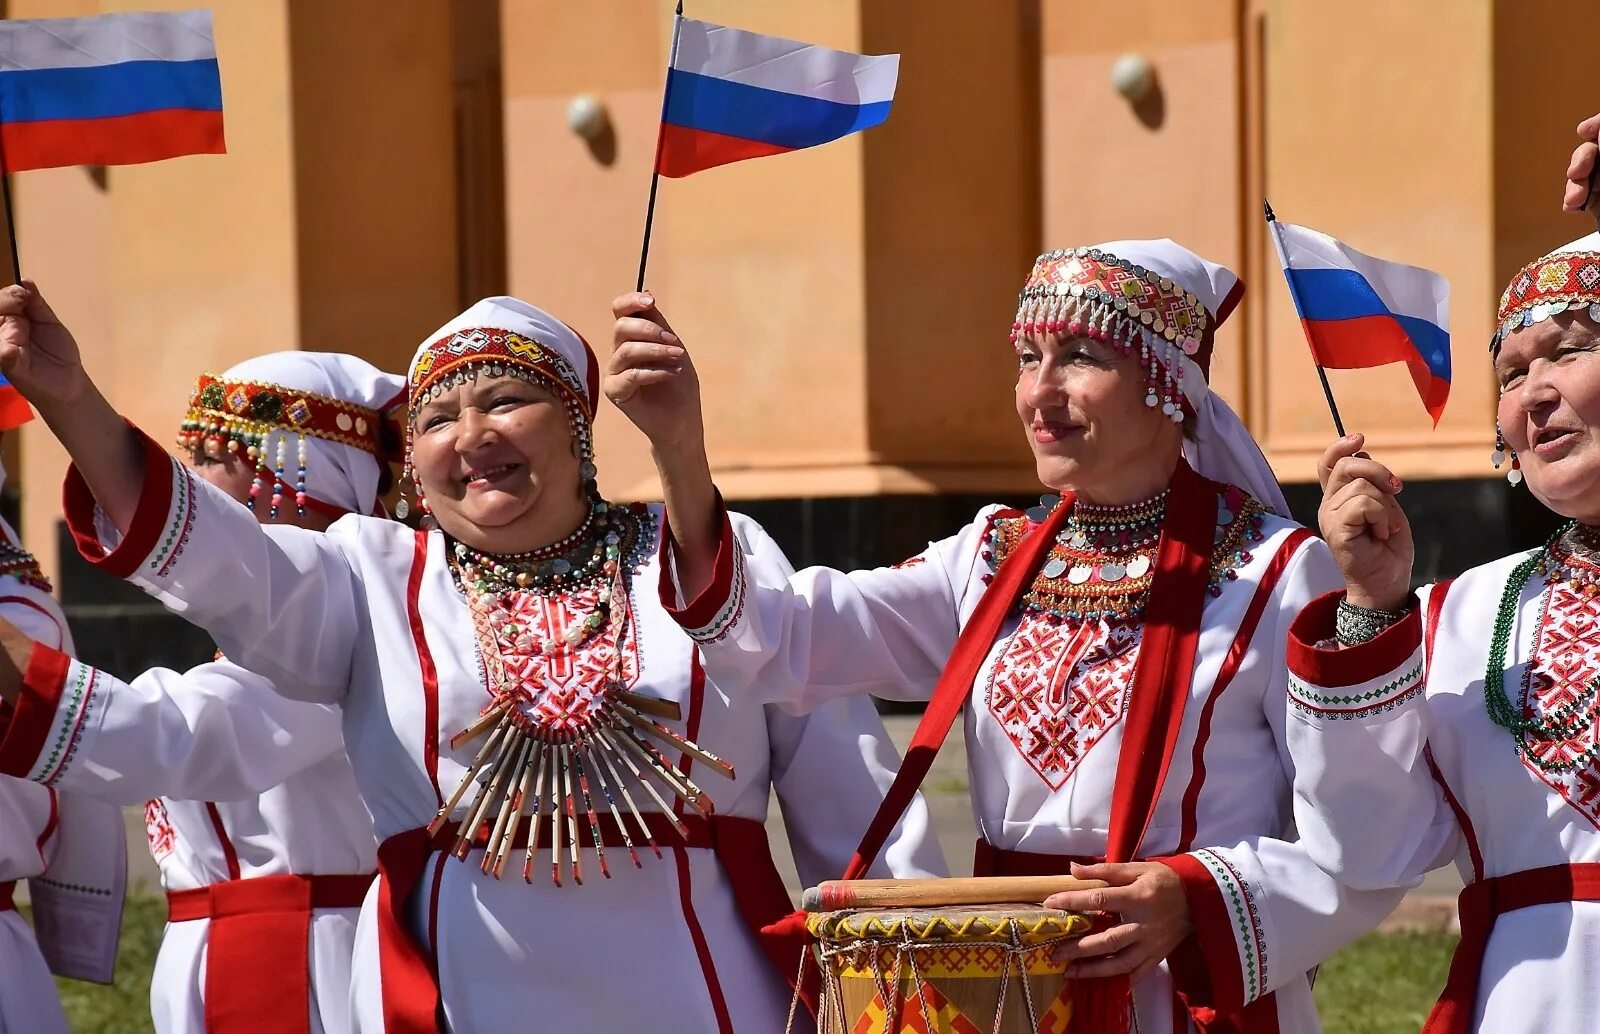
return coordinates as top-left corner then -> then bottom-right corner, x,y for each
1492,426 -> 1523,486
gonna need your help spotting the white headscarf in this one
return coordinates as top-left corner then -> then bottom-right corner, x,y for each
1014,238 -> 1289,516
210,351 -> 406,516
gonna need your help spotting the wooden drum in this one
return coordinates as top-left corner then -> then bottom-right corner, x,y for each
802,878 -> 1099,1034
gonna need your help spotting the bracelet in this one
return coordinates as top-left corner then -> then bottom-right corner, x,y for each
1335,597 -> 1412,646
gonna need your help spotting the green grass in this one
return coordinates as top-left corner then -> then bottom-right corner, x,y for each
1314,929 -> 1458,1033
40,894 -> 1455,1034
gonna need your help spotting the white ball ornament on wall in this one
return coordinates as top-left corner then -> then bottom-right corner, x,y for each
1110,54 -> 1154,103
566,94 -> 609,140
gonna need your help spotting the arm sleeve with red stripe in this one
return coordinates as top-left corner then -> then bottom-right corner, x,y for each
660,501 -> 995,712
1162,538 -> 1408,1013
1284,574 -> 1461,894
62,426 -> 360,704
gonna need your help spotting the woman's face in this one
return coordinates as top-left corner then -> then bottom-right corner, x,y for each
1013,331 -> 1183,502
409,371 -> 588,552
1495,311 -> 1600,523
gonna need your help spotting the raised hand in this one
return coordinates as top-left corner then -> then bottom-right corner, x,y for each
0,280 -> 89,409
1317,433 -> 1414,612
606,292 -> 704,452
1564,113 -> 1600,225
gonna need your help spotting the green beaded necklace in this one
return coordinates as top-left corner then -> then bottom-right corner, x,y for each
1483,521 -> 1600,773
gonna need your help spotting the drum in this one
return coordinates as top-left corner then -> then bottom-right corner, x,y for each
806,903 -> 1095,1034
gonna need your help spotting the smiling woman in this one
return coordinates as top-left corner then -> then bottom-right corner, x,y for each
0,288 -> 949,1032
625,239 -> 1406,1031
1283,114 -> 1600,1034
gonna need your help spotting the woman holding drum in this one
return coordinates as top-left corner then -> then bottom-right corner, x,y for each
621,239 -> 1402,1031
1286,116 -> 1600,1034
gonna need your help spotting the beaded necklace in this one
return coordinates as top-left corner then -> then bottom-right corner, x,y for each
0,538 -> 49,594
433,502 -> 736,886
1484,521 -> 1600,773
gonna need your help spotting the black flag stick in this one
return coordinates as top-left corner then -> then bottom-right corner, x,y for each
0,129 -> 21,285
636,0 -> 686,293
1264,199 -> 1346,437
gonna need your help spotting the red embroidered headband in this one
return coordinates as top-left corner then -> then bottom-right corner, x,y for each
1492,247 -> 1600,353
408,328 -> 593,423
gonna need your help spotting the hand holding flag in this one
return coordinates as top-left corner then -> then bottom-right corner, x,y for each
1266,206 -> 1451,428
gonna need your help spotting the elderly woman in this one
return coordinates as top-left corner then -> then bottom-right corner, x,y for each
0,351 -> 401,1034
621,239 -> 1403,1031
0,290 -> 943,1033
1286,118 -> 1600,1034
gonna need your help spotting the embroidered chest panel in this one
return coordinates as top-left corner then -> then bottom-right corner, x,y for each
475,582 -> 643,729
982,488 -> 1265,789
1521,579 -> 1600,827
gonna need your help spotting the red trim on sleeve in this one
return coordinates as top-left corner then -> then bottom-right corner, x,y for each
1178,529 -> 1312,850
61,425 -> 175,579
0,596 -> 65,651
657,492 -> 736,628
1286,591 -> 1422,688
0,641 -> 71,778
1159,852 -> 1247,1014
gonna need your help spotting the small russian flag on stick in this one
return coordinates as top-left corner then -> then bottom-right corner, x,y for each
0,8 -> 224,429
636,5 -> 899,289
1265,202 -> 1452,432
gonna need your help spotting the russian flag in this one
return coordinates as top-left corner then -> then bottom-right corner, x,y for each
0,10 -> 224,174
1271,220 -> 1451,424
656,18 -> 898,179
0,371 -> 30,430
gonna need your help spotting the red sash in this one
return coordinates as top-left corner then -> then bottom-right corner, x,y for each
166,872 -> 374,1034
0,880 -> 13,911
835,461 -> 1219,1032
1422,862 -> 1600,1034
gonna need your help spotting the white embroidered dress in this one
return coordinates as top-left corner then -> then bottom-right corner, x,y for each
1286,537 -> 1600,1033
667,485 -> 1406,1033
59,430 -> 942,1034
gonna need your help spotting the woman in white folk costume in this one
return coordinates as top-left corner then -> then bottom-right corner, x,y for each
0,351 -> 404,1034
624,240 -> 1406,1032
1285,117 -> 1600,1034
0,454 -> 125,1034
0,287 -> 942,1033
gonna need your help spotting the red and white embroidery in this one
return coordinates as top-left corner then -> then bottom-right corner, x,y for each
1523,580 -> 1600,827
987,614 -> 1141,789
144,798 -> 177,861
485,584 -> 641,731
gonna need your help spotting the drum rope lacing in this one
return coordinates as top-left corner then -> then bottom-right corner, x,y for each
791,919 -> 1086,1033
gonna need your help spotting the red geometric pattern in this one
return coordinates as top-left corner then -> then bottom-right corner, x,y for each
1497,249 -> 1600,324
144,798 -> 176,862
1522,581 -> 1600,828
483,585 -> 640,732
987,613 -> 1141,789
850,978 -> 985,1034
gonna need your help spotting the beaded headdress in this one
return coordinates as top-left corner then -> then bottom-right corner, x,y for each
1011,239 -> 1244,423
407,297 -> 602,515
1489,232 -> 1600,485
178,352 -> 406,519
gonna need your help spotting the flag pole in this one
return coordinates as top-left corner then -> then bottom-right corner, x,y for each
636,0 -> 685,293
1264,200 -> 1346,437
0,126 -> 21,286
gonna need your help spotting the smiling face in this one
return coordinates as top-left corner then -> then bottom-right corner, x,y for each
1495,311 -> 1600,523
409,370 -> 591,553
1013,332 -> 1183,503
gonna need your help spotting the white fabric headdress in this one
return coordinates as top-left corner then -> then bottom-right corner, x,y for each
1014,238 -> 1288,516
